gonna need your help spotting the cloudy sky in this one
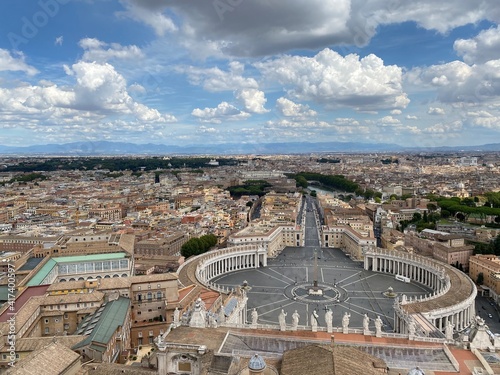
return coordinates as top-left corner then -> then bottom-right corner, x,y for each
1,0 -> 500,149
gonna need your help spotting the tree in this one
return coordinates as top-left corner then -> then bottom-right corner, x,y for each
427,203 -> 437,212
477,272 -> 484,285
295,175 -> 308,189
440,209 -> 451,219
492,234 -> 500,255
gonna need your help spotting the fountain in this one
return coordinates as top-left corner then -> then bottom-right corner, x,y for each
383,286 -> 398,298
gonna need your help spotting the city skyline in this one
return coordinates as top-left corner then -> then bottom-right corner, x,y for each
1,1 -> 500,148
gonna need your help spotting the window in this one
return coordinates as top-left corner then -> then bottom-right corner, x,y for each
44,319 -> 49,324
138,332 -> 143,337
64,313 -> 68,319
147,292 -> 152,301
178,362 -> 192,372
64,324 -> 69,330
44,327 -> 49,334
54,318 -> 59,323
157,291 -> 162,300
149,330 -> 153,336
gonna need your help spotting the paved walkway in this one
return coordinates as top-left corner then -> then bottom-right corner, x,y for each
215,246 -> 432,330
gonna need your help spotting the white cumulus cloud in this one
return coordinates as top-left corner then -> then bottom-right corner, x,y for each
454,25 -> 500,64
0,49 -> 38,76
191,102 -> 250,123
428,107 -> 446,115
79,38 -> 144,62
235,89 -> 269,114
256,48 -> 409,111
180,61 -> 258,92
276,97 -> 317,119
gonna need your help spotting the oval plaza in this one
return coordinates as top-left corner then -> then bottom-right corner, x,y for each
179,194 -> 477,339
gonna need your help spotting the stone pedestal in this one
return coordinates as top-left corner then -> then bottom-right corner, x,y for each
157,351 -> 167,375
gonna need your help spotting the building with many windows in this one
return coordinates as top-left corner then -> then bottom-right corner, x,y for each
23,252 -> 133,287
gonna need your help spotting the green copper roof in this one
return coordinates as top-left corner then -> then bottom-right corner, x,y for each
26,252 -> 128,287
73,296 -> 130,352
26,259 -> 57,287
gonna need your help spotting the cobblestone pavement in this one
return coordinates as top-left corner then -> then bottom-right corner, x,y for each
214,247 -> 432,332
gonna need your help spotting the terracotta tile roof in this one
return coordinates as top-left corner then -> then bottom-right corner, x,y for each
5,341 -> 81,375
281,344 -> 387,375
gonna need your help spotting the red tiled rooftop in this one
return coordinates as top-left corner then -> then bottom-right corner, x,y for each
0,285 -> 49,322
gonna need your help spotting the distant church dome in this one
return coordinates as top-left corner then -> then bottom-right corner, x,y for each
408,367 -> 425,375
248,354 -> 266,372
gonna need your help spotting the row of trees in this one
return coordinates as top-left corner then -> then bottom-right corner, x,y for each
291,172 -> 384,200
398,211 -> 441,232
290,172 -> 359,193
2,157 -> 239,173
227,180 -> 272,198
180,234 -> 218,258
436,197 -> 500,226
474,234 -> 500,255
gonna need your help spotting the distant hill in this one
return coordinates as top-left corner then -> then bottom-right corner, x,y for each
0,141 -> 498,156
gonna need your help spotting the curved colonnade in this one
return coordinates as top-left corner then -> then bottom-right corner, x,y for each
178,246 -> 476,337
177,245 -> 268,294
365,248 -> 477,336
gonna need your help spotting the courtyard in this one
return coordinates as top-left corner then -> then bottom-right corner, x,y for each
213,246 -> 433,332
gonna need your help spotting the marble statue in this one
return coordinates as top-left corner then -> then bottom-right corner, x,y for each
445,321 -> 454,341
218,306 -> 226,324
311,309 -> 319,331
342,312 -> 351,333
375,315 -> 383,337
173,307 -> 180,326
292,310 -> 300,330
279,309 -> 287,331
363,313 -> 370,333
209,314 -> 217,328
251,308 -> 258,325
325,309 -> 333,333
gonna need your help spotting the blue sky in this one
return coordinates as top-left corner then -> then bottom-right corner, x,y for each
1,0 -> 500,148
